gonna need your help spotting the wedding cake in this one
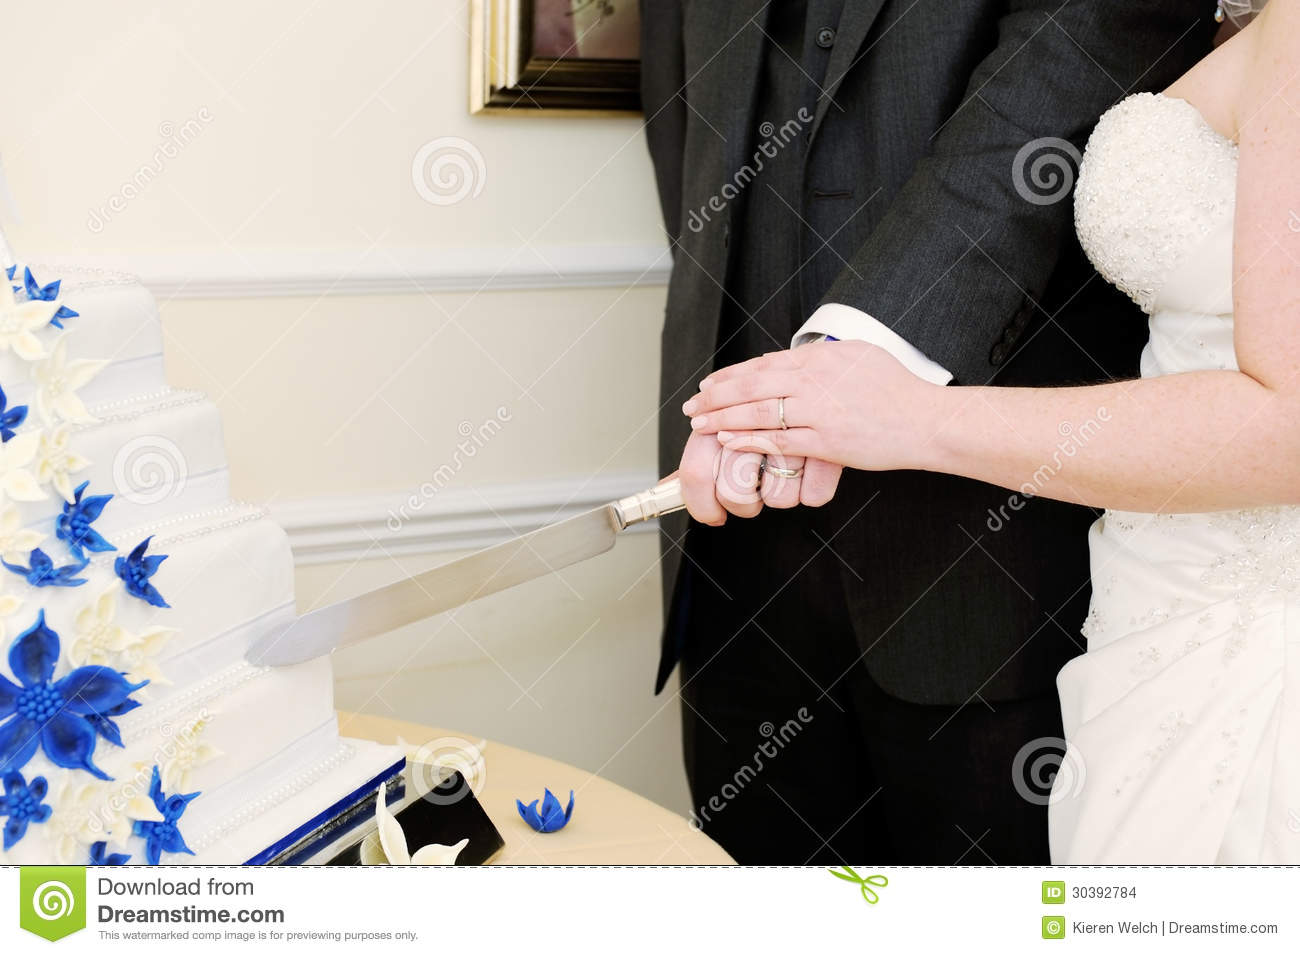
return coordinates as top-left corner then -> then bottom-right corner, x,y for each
0,263 -> 404,865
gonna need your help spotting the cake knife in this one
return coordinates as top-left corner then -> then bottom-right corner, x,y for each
246,477 -> 684,666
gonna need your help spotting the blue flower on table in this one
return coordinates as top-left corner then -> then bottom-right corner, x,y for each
56,482 -> 115,562
19,268 -> 78,329
0,384 -> 27,443
0,610 -> 147,779
115,537 -> 169,608
0,770 -> 51,849
516,788 -> 575,833
2,547 -> 89,588
133,765 -> 198,865
89,840 -> 131,865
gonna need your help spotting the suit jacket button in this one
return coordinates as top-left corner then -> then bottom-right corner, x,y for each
991,343 -> 1008,365
816,27 -> 835,49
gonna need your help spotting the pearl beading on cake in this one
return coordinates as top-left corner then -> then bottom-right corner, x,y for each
82,389 -> 206,427
85,504 -> 269,567
188,742 -> 357,852
29,262 -> 141,291
119,660 -> 266,744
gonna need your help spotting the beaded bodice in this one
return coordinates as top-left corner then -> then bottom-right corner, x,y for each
1076,93 -> 1241,379
1075,93 -> 1238,320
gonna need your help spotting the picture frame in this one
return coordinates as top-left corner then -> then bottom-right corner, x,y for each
469,0 -> 641,115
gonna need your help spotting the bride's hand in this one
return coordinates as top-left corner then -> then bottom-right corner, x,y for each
682,340 -> 945,472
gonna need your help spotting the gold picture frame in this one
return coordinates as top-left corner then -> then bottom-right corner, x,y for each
469,0 -> 641,115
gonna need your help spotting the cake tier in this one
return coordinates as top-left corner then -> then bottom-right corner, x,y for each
193,738 -> 405,865
0,655 -> 346,865
2,503 -> 296,692
2,269 -> 166,409
4,389 -> 230,536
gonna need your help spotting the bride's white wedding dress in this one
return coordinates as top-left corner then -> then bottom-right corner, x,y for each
1050,92 -> 1300,862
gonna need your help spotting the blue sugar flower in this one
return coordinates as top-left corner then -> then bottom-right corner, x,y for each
56,482 -> 115,561
0,771 -> 51,849
115,537 -> 169,608
0,384 -> 27,443
89,840 -> 131,865
0,610 -> 147,779
2,548 -> 90,588
133,765 -> 198,865
516,788 -> 575,833
85,696 -> 141,748
20,268 -> 77,328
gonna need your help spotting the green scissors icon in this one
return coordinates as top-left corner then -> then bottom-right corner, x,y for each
828,866 -> 889,903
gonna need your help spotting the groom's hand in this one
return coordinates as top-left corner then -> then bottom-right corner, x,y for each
678,431 -> 844,525
750,451 -> 842,509
679,430 -> 765,524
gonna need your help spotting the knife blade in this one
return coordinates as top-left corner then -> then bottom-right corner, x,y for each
246,477 -> 684,666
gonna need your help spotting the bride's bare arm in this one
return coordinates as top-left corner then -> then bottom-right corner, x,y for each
683,3 -> 1300,515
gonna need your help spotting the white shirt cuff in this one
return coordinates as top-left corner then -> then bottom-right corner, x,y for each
792,303 -> 953,386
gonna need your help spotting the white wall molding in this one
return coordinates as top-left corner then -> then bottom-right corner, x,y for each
270,470 -> 662,565
36,243 -> 672,299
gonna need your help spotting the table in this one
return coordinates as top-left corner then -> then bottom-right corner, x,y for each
339,712 -> 735,865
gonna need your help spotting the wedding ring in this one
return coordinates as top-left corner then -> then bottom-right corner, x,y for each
778,396 -> 789,430
761,460 -> 803,479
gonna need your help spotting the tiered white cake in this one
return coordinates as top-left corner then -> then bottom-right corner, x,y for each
0,264 -> 404,865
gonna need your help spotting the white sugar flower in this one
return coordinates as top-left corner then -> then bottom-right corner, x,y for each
0,578 -> 22,643
69,583 -> 176,686
0,431 -> 48,502
158,712 -> 222,793
0,278 -> 55,362
43,781 -> 106,864
360,785 -> 468,865
35,426 -> 92,503
32,335 -> 107,425
0,502 -> 45,561
47,776 -> 164,862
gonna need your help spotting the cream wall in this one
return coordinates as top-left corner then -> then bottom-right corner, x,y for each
0,1 -> 689,813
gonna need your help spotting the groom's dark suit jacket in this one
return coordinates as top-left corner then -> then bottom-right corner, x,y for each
643,0 -> 1214,703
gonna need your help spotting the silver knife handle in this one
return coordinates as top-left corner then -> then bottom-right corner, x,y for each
614,477 -> 685,529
